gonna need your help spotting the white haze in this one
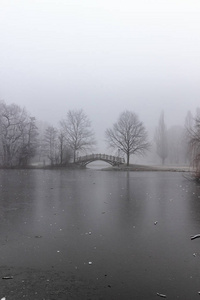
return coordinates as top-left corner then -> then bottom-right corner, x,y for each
0,0 -> 200,152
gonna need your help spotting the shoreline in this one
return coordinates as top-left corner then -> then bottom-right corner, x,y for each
100,164 -> 192,172
0,163 -> 192,172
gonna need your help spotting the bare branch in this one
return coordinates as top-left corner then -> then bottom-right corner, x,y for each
60,109 -> 96,162
105,110 -> 150,166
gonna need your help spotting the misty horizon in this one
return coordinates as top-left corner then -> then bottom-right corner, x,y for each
0,0 -> 200,154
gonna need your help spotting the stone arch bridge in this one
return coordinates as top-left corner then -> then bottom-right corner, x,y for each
76,153 -> 125,167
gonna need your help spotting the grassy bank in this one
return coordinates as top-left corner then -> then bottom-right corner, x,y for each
101,164 -> 192,172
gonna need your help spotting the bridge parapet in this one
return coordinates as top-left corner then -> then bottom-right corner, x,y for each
76,153 -> 125,166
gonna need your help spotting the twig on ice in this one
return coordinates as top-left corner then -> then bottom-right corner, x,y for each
191,234 -> 200,240
157,292 -> 166,298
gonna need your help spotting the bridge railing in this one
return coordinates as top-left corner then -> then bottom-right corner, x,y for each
77,154 -> 125,164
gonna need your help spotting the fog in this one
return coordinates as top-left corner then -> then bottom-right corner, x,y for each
0,0 -> 200,153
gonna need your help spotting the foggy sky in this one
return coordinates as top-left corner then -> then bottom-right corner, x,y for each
0,0 -> 200,152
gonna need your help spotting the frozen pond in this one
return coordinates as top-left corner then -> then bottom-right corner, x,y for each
1,169 -> 200,299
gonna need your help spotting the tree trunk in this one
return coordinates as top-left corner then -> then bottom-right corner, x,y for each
60,144 -> 63,164
127,153 -> 129,166
73,150 -> 76,163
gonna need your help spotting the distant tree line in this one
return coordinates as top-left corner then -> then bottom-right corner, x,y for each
0,101 -> 96,167
0,99 -> 199,168
0,101 -> 38,167
154,110 -> 198,167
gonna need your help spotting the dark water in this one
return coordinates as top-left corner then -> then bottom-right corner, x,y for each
1,169 -> 200,299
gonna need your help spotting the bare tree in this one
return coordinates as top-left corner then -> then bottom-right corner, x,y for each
105,110 -> 150,166
154,111 -> 168,165
44,126 -> 58,165
58,130 -> 65,164
0,101 -> 38,167
183,110 -> 194,164
167,125 -> 185,165
57,130 -> 72,165
186,109 -> 200,177
60,109 -> 96,163
18,116 -> 38,166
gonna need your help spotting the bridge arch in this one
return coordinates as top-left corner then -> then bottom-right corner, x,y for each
76,154 -> 125,167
